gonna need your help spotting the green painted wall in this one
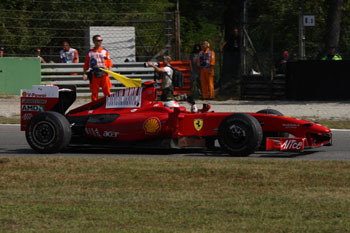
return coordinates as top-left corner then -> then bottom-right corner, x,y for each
0,57 -> 41,95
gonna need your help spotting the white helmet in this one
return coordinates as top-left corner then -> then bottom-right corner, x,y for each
164,100 -> 180,108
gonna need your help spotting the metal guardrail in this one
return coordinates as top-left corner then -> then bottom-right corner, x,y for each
41,62 -> 155,95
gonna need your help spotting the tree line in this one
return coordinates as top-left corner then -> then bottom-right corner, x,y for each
0,0 -> 348,62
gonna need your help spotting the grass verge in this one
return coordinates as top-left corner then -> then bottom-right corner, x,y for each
1,157 -> 350,232
0,116 -> 20,124
301,118 -> 350,129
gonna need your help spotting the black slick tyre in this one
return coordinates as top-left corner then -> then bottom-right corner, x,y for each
218,113 -> 263,156
25,111 -> 72,153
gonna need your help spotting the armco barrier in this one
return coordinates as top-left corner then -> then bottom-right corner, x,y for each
41,62 -> 154,95
41,61 -> 190,96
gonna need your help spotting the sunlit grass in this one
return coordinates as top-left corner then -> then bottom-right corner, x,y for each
0,157 -> 350,232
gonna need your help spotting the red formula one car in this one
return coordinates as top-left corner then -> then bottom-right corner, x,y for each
20,82 -> 332,156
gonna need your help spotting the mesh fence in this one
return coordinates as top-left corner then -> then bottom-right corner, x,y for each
0,2 -> 175,63
1,1 -> 349,77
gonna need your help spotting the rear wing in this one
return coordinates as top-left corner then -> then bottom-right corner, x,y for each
20,85 -> 76,131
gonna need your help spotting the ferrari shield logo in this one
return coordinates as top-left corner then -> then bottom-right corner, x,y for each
194,119 -> 203,131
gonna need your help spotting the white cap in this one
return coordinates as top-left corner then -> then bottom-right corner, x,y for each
164,100 -> 180,108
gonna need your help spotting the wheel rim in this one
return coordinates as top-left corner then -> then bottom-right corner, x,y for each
32,121 -> 56,146
224,123 -> 247,148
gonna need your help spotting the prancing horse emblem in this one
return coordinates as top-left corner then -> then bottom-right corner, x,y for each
194,119 -> 203,131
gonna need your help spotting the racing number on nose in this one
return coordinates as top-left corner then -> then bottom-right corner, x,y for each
194,119 -> 203,131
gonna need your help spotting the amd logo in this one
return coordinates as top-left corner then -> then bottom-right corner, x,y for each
22,105 -> 44,112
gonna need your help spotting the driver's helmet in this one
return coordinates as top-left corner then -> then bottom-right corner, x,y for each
164,100 -> 179,108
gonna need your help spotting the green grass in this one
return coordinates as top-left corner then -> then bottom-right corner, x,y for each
0,94 -> 15,99
0,116 -> 20,124
301,117 -> 350,129
1,157 -> 350,232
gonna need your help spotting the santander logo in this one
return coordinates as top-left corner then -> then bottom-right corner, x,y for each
281,140 -> 303,150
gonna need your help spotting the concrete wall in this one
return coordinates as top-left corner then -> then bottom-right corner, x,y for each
0,57 -> 41,95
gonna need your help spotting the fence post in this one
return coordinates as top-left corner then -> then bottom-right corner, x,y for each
175,4 -> 181,60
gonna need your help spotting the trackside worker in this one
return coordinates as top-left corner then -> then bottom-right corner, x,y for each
83,35 -> 113,101
197,40 -> 215,99
321,46 -> 342,61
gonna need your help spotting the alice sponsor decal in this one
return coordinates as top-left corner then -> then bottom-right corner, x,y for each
194,119 -> 203,131
281,139 -> 303,150
143,117 -> 161,135
21,105 -> 44,112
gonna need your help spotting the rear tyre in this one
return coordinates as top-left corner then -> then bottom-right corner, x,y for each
25,111 -> 72,153
218,113 -> 263,156
257,109 -> 289,150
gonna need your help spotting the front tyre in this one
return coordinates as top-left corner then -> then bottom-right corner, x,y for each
25,111 -> 72,153
218,113 -> 263,156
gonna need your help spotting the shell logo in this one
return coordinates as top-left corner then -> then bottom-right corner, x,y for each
22,92 -> 27,97
143,117 -> 161,134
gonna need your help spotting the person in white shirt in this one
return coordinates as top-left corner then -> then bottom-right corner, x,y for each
59,40 -> 79,63
147,56 -> 174,101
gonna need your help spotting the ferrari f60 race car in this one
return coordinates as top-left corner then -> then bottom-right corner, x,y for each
20,82 -> 332,156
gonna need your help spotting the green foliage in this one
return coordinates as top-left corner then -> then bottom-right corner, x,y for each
1,0 -> 350,63
180,16 -> 221,57
0,0 -> 173,61
248,0 -> 349,60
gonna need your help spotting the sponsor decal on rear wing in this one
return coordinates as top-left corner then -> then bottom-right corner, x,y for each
20,85 -> 60,131
21,85 -> 59,98
106,87 -> 142,108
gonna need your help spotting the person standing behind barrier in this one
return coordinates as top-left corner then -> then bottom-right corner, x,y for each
189,44 -> 201,98
83,35 -> 113,101
35,48 -> 46,63
59,39 -> 79,63
220,28 -> 240,83
197,40 -> 215,100
321,46 -> 342,61
147,56 -> 174,101
276,50 -> 289,74
0,43 -> 4,57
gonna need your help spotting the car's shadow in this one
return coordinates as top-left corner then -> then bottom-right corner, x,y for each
0,147 -> 320,159
186,149 -> 319,158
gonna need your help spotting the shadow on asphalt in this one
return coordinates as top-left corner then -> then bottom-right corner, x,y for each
0,147 -> 318,159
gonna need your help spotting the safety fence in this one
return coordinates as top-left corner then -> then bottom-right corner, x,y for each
0,3 -> 176,63
41,61 -> 190,96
